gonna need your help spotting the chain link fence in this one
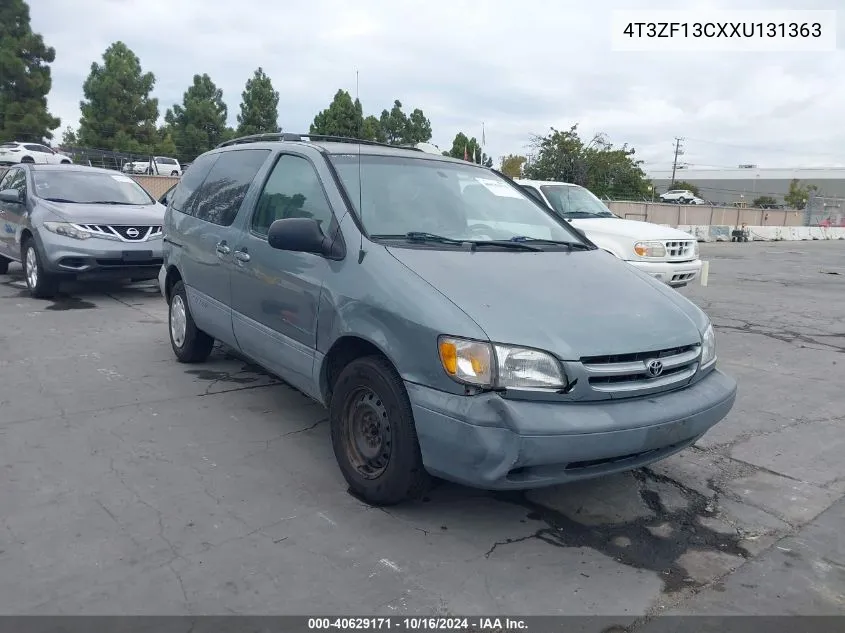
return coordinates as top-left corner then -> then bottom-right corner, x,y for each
805,195 -> 845,227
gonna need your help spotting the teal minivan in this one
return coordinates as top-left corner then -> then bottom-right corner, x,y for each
159,134 -> 736,505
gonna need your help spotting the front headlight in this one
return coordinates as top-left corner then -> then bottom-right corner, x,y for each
42,222 -> 90,240
700,322 -> 716,367
634,241 -> 666,258
438,336 -> 568,390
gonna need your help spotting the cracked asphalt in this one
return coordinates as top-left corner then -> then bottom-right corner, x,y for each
1,240 -> 843,620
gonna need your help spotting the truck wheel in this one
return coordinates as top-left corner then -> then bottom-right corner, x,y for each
330,356 -> 430,506
168,280 -> 214,363
22,238 -> 59,298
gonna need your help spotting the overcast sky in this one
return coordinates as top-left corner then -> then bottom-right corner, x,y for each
29,0 -> 844,172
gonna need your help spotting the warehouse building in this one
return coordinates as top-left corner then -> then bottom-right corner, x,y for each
647,166 -> 845,206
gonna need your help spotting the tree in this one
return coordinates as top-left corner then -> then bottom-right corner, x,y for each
500,154 -> 527,179
77,42 -> 159,153
523,124 -> 650,199
164,73 -> 229,160
310,89 -> 362,138
362,115 -> 385,142
60,126 -> 78,148
0,0 -> 61,142
668,180 -> 700,197
236,67 -> 280,136
155,131 -> 178,157
448,132 -> 493,167
752,195 -> 777,208
378,100 -> 432,145
783,179 -> 818,210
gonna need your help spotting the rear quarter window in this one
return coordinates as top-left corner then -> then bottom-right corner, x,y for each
191,149 -> 270,226
169,152 -> 219,216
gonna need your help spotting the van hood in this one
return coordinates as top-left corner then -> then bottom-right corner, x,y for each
570,217 -> 696,241
37,200 -> 165,225
387,247 -> 704,360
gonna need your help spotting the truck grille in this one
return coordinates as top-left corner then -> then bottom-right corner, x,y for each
74,224 -> 163,242
664,240 -> 696,260
581,344 -> 701,396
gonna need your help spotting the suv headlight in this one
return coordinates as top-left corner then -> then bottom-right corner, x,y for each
700,322 -> 716,367
42,222 -> 90,240
438,336 -> 567,390
634,241 -> 666,258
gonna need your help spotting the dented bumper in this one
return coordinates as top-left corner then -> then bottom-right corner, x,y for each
407,369 -> 736,490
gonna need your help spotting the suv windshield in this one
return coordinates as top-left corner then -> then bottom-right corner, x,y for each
329,154 -> 586,245
32,170 -> 154,205
539,185 -> 618,219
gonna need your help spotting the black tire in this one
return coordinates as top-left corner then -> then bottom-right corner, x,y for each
330,355 -> 430,506
20,156 -> 34,164
22,238 -> 59,299
60,160 -> 71,165
168,280 -> 214,363
0,256 -> 9,274
171,170 -> 179,176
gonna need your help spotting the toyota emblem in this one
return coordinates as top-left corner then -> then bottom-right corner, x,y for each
126,227 -> 140,238
646,359 -> 664,378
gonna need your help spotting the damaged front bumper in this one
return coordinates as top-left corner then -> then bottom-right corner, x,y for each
407,368 -> 736,490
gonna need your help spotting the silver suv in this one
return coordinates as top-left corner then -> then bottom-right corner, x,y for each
159,133 -> 737,505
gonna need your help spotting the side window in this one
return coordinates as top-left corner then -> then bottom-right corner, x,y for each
521,186 -> 546,205
169,152 -> 219,216
0,169 -> 14,191
24,144 -> 43,153
193,149 -> 270,226
250,154 -> 335,237
37,145 -> 54,154
4,169 -> 26,197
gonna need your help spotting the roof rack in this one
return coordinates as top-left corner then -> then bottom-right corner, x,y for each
216,133 -> 422,151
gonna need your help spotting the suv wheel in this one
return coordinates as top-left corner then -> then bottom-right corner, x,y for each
22,239 -> 59,298
168,280 -> 214,363
330,356 -> 430,506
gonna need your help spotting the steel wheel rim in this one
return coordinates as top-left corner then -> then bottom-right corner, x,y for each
170,295 -> 187,348
25,247 -> 38,289
344,386 -> 392,479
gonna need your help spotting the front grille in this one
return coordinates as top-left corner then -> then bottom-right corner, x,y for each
95,258 -> 163,267
581,344 -> 701,396
74,224 -> 162,242
664,240 -> 696,260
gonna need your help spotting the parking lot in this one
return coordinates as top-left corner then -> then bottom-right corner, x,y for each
1,240 -> 843,619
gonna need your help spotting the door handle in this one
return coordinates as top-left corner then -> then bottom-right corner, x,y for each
216,242 -> 231,255
234,250 -> 250,263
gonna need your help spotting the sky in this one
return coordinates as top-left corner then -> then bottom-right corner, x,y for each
28,0 -> 845,173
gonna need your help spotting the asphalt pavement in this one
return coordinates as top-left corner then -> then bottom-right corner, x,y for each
0,241 -> 843,621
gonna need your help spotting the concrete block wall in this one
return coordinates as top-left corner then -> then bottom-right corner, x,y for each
606,201 -> 805,227
677,225 -> 845,242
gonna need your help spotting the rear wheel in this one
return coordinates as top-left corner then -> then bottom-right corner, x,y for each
170,170 -> 179,176
22,238 -> 59,298
168,280 -> 214,363
330,356 -> 430,506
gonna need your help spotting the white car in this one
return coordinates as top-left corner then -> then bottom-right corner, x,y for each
0,141 -> 72,166
516,179 -> 703,288
659,189 -> 699,204
122,156 -> 182,176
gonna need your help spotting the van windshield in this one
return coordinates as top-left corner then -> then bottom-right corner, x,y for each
329,154 -> 586,245
540,185 -> 618,219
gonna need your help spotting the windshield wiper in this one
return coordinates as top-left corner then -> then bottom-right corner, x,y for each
509,236 -> 594,250
43,197 -> 78,203
372,232 -> 542,251
87,200 -> 139,205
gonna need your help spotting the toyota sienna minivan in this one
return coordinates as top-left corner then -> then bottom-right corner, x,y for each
158,133 -> 737,505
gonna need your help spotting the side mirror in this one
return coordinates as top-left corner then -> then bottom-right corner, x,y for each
267,217 -> 329,255
0,189 -> 23,204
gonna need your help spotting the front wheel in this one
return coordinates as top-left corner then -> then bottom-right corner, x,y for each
330,356 -> 430,506
168,280 -> 214,363
22,239 -> 59,298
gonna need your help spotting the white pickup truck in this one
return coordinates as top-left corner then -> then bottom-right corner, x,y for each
516,179 -> 702,288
